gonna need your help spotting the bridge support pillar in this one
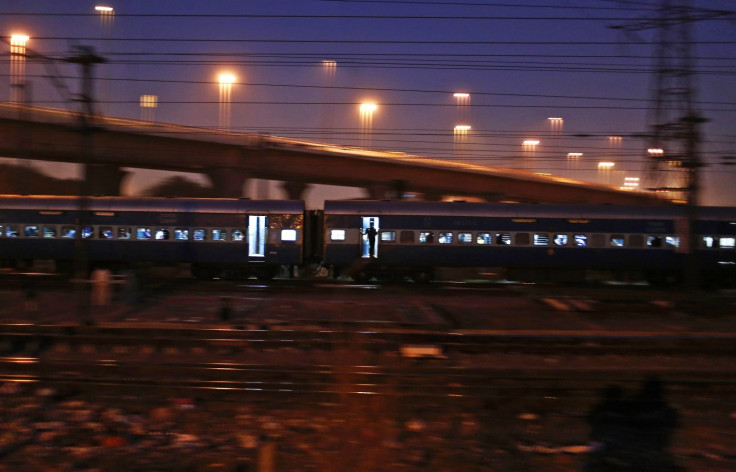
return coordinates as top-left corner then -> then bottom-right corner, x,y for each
84,164 -> 128,196
207,168 -> 248,198
280,181 -> 310,200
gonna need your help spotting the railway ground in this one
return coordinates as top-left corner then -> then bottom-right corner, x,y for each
1,275 -> 735,471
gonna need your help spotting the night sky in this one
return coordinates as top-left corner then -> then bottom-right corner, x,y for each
2,0 -> 735,207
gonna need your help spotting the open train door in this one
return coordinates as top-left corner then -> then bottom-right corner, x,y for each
248,215 -> 267,261
361,216 -> 379,259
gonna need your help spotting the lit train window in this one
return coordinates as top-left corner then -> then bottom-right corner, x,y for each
720,237 -> 735,249
0,226 -> 3,237
533,233 -> 549,246
118,227 -> 131,239
154,228 -> 169,240
82,227 -> 94,239
400,231 -> 414,243
702,236 -> 717,248
475,233 -> 491,245
99,227 -> 114,239
212,229 -> 227,241
175,229 -> 189,241
5,226 -> 19,238
629,235 -> 644,247
61,226 -> 76,238
439,232 -> 453,244
458,233 -> 472,244
281,229 -> 298,242
553,234 -> 568,246
43,226 -> 57,238
515,233 -> 530,246
646,236 -> 662,248
232,230 -> 245,241
24,225 -> 39,237
330,229 -> 346,241
496,233 -> 511,245
419,232 -> 434,244
193,229 -> 206,241
136,228 -> 151,240
381,231 -> 396,242
665,236 -> 679,248
573,234 -> 587,247
610,235 -> 625,247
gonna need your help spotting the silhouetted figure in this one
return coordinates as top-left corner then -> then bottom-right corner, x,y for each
585,377 -> 683,472
365,223 -> 377,258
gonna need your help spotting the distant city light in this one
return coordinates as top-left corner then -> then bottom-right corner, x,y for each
598,161 -> 615,169
453,92 -> 470,99
567,152 -> 582,158
360,102 -> 377,114
454,125 -> 471,132
10,34 -> 29,44
609,136 -> 623,146
648,148 -> 665,156
218,73 -> 236,130
523,140 -> 540,146
95,5 -> 114,12
140,94 -> 157,108
10,34 -> 29,104
218,73 -> 236,85
621,176 -> 640,191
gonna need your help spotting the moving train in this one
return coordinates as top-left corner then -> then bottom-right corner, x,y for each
1,195 -> 735,286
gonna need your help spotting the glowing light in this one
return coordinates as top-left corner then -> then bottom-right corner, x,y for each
218,73 -> 236,130
360,102 -> 378,147
454,125 -> 471,132
609,136 -> 623,147
95,5 -> 114,12
11,34 -> 29,44
523,140 -> 540,146
360,102 -> 377,114
10,34 -> 29,103
140,94 -> 158,121
598,162 -> 615,169
621,176 -> 640,191
648,148 -> 665,156
567,152 -> 582,158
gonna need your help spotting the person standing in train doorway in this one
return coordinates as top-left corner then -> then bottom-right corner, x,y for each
365,223 -> 378,259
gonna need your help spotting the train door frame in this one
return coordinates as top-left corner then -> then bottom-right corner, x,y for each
361,216 -> 380,259
248,215 -> 267,259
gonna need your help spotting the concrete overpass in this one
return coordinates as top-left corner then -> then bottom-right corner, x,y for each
0,102 -> 671,205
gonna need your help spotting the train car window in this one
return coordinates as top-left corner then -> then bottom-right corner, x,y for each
629,235 -> 644,247
496,233 -> 511,245
719,237 -> 735,249
42,226 -> 56,238
5,226 -> 19,238
232,230 -> 245,241
281,229 -> 298,242
439,232 -> 453,244
458,233 -> 473,244
419,232 -> 434,244
591,234 -> 605,248
174,229 -> 189,241
553,234 -> 568,246
400,231 -> 414,243
610,235 -> 625,247
381,231 -> 396,243
573,234 -> 587,247
647,236 -> 662,248
24,225 -> 39,237
665,236 -> 679,248
61,226 -> 76,238
0,225 -> 3,237
154,228 -> 170,240
475,233 -> 491,245
99,227 -> 114,239
330,229 -> 346,241
136,227 -> 151,240
193,229 -> 206,241
702,236 -> 717,248
533,233 -> 549,246
515,233 -> 530,246
212,229 -> 227,241
82,227 -> 94,239
118,227 -> 131,239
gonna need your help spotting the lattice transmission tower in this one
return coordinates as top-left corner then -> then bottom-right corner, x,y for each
613,0 -> 731,205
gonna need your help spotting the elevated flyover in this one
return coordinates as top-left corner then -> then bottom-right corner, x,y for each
0,103 -> 670,205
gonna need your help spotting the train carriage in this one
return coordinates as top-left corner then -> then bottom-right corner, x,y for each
0,196 -> 304,279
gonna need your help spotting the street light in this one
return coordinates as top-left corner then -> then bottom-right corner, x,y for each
359,102 -> 377,147
140,94 -> 158,122
218,73 -> 236,130
10,34 -> 29,103
454,125 -> 471,162
522,140 -> 539,171
547,117 -> 563,133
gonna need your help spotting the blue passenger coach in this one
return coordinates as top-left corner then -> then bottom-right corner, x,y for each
323,200 -> 736,284
0,196 -> 304,279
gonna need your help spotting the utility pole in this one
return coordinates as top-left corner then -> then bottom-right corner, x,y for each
66,46 -> 106,324
612,0 -> 732,288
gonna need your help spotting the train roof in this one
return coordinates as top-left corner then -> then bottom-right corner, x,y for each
324,200 -> 736,221
0,196 -> 305,214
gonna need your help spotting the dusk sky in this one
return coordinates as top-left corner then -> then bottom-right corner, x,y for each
2,0 -> 735,206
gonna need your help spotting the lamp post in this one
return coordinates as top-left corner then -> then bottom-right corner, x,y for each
94,5 -> 113,114
218,73 -> 236,131
359,102 -> 377,147
10,34 -> 29,104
